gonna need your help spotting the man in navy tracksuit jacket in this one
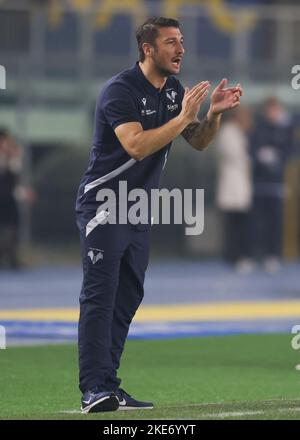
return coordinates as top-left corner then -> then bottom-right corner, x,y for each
76,17 -> 242,413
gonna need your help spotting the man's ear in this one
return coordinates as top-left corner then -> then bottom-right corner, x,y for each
142,42 -> 153,58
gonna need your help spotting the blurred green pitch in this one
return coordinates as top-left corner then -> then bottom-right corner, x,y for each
1,334 -> 300,420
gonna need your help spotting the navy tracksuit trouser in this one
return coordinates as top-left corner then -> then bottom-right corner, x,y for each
252,195 -> 283,258
76,213 -> 150,393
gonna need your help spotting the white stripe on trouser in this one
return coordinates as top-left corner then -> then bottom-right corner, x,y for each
86,210 -> 109,237
84,158 -> 136,194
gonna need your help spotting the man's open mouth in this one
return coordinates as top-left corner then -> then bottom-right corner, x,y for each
171,57 -> 182,67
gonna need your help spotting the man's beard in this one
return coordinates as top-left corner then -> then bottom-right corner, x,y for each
154,63 -> 173,77
152,54 -> 174,77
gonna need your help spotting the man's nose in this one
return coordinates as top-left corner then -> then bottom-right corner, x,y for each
177,43 -> 184,54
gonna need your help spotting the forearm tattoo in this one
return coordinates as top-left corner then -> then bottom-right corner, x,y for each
182,117 -> 209,141
182,116 -> 220,150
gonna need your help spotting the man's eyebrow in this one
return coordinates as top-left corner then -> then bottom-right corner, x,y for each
164,36 -> 184,42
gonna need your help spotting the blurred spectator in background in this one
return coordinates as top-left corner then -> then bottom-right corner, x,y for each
216,107 -> 254,273
251,97 -> 294,273
0,129 -> 35,270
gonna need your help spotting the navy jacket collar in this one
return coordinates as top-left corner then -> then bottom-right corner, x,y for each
133,62 -> 168,96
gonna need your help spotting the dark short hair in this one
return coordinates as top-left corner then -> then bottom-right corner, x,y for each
136,17 -> 180,62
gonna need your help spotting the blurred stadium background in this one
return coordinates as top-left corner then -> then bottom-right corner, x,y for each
1,0 -> 300,419
0,0 -> 299,258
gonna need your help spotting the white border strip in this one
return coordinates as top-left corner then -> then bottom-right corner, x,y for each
84,158 -> 136,193
0,65 -> 6,90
